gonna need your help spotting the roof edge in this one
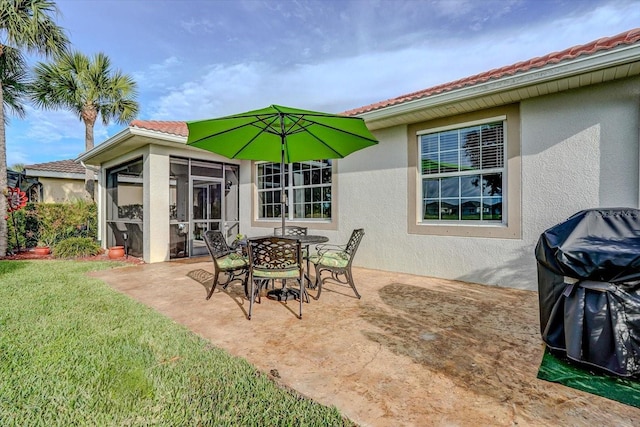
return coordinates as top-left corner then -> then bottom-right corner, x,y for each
76,127 -> 133,163
356,41 -> 640,123
25,170 -> 88,180
76,125 -> 187,164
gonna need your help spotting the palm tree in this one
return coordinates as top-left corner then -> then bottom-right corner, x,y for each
1,48 -> 28,124
0,0 -> 69,256
30,50 -> 139,199
1,47 -> 28,125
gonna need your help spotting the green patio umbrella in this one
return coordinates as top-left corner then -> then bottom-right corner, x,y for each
186,104 -> 379,233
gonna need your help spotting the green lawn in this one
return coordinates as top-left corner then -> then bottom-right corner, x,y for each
0,260 -> 352,426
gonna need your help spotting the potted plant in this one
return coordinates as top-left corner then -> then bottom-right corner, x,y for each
35,231 -> 56,256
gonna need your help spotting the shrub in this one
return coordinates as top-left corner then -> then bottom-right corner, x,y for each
53,237 -> 102,259
6,206 -> 37,251
7,201 -> 97,253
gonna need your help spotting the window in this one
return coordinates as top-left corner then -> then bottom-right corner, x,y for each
169,158 -> 189,222
420,119 -> 504,223
407,104 -> 521,239
168,157 -> 240,259
105,158 -> 144,257
257,160 -> 332,220
106,158 -> 143,222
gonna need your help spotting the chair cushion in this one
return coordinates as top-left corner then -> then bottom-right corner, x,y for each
217,253 -> 248,270
252,268 -> 300,279
308,251 -> 349,268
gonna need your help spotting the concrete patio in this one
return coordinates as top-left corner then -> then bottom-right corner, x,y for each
88,259 -> 640,426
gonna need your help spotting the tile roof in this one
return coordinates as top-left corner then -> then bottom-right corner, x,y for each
25,159 -> 87,175
344,27 -> 640,116
129,120 -> 188,136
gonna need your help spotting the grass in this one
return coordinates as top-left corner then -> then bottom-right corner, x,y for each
0,260 -> 353,426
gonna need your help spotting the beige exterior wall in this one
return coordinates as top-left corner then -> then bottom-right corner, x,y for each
38,177 -> 89,203
85,73 -> 640,291
300,76 -> 640,291
145,147 -> 170,263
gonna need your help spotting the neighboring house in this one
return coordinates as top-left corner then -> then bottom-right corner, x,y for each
23,159 -> 97,203
77,28 -> 640,291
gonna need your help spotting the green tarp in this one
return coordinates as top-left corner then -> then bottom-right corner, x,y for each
537,348 -> 640,408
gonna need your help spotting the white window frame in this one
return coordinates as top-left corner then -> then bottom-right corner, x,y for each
418,116 -> 507,226
256,160 -> 332,222
407,104 -> 521,239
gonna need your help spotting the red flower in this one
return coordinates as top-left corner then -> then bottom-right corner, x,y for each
6,187 -> 28,213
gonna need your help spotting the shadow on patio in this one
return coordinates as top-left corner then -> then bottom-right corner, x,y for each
89,260 -> 639,427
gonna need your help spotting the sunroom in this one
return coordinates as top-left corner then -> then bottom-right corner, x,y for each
77,121 -> 336,263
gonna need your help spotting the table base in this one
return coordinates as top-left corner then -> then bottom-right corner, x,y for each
266,288 -> 300,301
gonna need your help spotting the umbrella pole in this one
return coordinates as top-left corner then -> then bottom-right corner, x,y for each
280,135 -> 286,236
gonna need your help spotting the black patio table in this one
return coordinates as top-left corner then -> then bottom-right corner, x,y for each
249,234 -> 329,301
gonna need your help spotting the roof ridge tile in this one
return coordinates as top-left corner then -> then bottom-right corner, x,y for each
129,120 -> 188,136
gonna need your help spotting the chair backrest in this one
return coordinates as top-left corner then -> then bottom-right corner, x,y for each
344,229 -> 365,264
203,230 -> 231,260
108,222 -> 128,247
249,236 -> 302,273
273,226 -> 308,236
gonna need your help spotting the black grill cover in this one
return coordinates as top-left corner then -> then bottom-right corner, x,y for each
535,208 -> 640,377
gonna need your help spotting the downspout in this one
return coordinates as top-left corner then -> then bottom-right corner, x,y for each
80,160 -> 102,246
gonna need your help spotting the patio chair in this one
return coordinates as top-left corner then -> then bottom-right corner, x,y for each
247,236 -> 304,320
203,230 -> 249,300
308,228 -> 365,300
273,226 -> 308,236
274,226 -> 309,282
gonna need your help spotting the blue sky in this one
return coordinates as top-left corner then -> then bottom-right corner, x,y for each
6,0 -> 640,166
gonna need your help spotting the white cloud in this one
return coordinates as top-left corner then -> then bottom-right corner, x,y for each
180,18 -> 217,34
8,0 -> 640,165
6,150 -> 31,167
431,0 -> 522,23
133,56 -> 184,90
21,107 -> 84,142
142,9 -> 623,120
6,106 -> 110,165
141,1 -> 640,122
147,62 -> 273,120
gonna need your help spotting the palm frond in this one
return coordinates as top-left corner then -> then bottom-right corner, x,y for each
30,49 -> 140,138
0,0 -> 69,57
0,46 -> 29,123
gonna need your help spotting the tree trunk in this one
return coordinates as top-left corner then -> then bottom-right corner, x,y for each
83,110 -> 97,201
0,80 -> 8,256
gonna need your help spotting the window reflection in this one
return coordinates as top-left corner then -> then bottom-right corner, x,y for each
419,120 -> 505,222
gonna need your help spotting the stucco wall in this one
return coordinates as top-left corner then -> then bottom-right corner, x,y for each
333,77 -> 640,290
145,147 -> 170,263
39,177 -> 88,203
104,77 -> 637,289
522,78 -> 640,240
97,143 -> 242,263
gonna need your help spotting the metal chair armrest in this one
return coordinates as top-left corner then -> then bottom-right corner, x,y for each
315,244 -> 346,255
